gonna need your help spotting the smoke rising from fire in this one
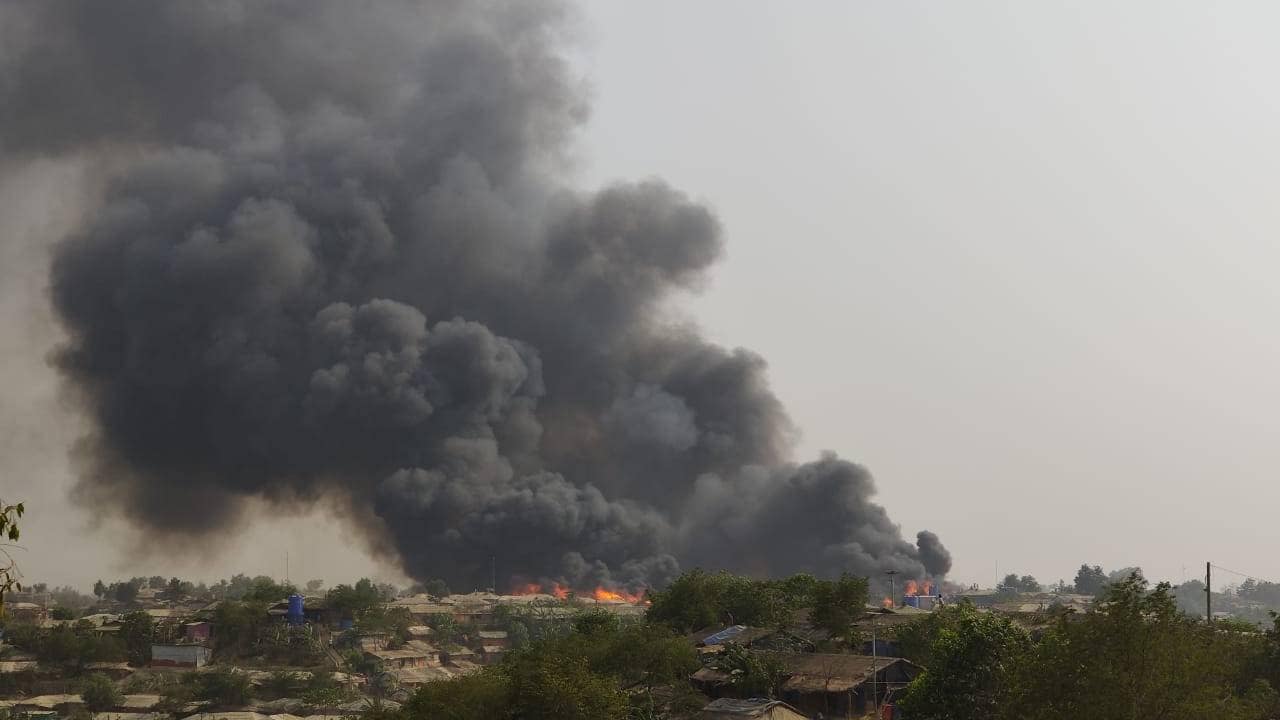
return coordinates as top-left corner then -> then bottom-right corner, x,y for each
0,0 -> 950,591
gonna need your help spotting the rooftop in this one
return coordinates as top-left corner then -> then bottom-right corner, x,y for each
701,698 -> 806,718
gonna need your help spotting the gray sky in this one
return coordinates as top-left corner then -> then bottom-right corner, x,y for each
576,1 -> 1280,589
6,1 -> 1280,591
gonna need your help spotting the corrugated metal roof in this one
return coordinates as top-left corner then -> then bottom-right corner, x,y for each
701,697 -> 806,718
700,625 -> 747,645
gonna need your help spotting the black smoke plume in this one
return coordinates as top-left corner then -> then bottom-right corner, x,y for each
0,0 -> 950,591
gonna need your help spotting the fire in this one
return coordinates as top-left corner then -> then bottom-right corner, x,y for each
509,582 -> 644,604
903,579 -> 934,597
591,586 -> 645,604
510,582 -> 570,598
882,597 -> 893,608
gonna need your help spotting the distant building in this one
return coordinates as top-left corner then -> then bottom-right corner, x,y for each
695,653 -> 921,717
700,698 -> 809,720
182,622 -> 211,643
150,644 -> 211,668
477,630 -> 509,649
5,602 -> 49,624
364,645 -> 438,670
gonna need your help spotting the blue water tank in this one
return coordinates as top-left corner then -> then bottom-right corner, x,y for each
287,594 -> 305,625
904,595 -> 920,609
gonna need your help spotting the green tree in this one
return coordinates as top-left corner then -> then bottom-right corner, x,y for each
80,673 -> 123,711
1005,575 -> 1274,720
710,643 -> 787,698
504,649 -> 628,719
645,570 -> 792,633
897,604 -> 1030,720
403,667 -> 511,720
1073,564 -> 1108,596
0,500 -> 24,618
113,581 -> 139,604
93,580 -> 106,599
50,606 -> 76,621
240,576 -> 296,603
119,611 -> 153,666
212,600 -> 268,659
808,573 -> 869,646
327,578 -> 383,620
195,667 -> 255,706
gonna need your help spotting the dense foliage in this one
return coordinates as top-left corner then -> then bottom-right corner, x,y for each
900,576 -> 1280,720
400,611 -> 697,720
80,673 -> 123,711
645,569 -> 867,635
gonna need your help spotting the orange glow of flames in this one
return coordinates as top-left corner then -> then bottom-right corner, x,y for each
510,582 -> 570,599
592,587 -> 646,604
903,579 -> 935,597
882,597 -> 893,608
511,583 -> 646,603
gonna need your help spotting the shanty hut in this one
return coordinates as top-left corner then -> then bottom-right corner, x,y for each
694,653 -> 920,717
700,697 -> 809,720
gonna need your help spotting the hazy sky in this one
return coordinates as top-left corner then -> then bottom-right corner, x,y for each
6,1 -> 1280,591
575,1 -> 1280,590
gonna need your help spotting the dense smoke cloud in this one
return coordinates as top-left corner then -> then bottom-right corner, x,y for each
0,0 -> 950,591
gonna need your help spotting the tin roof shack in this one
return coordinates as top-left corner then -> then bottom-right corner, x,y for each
182,622 -> 212,643
852,608 -> 932,657
700,697 -> 810,720
364,644 -> 438,671
150,644 -> 212,668
949,588 -> 999,608
476,630 -> 509,649
0,693 -> 86,715
6,602 -> 49,624
694,654 -> 920,718
85,662 -> 136,679
0,659 -> 39,694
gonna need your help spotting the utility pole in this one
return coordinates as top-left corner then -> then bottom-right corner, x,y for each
871,614 -> 878,716
1205,562 -> 1211,625
885,570 -> 898,608
491,556 -> 497,594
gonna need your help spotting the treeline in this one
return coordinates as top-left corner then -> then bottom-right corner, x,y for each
899,575 -> 1280,720
22,573 -> 456,619
993,563 -> 1146,597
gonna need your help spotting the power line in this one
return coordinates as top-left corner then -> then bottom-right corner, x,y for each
1209,563 -> 1278,585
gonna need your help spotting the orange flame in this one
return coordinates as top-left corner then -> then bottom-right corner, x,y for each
510,582 -> 644,603
904,579 -> 918,596
592,586 -> 645,604
882,597 -> 893,608
921,580 -> 934,596
510,582 -> 570,598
